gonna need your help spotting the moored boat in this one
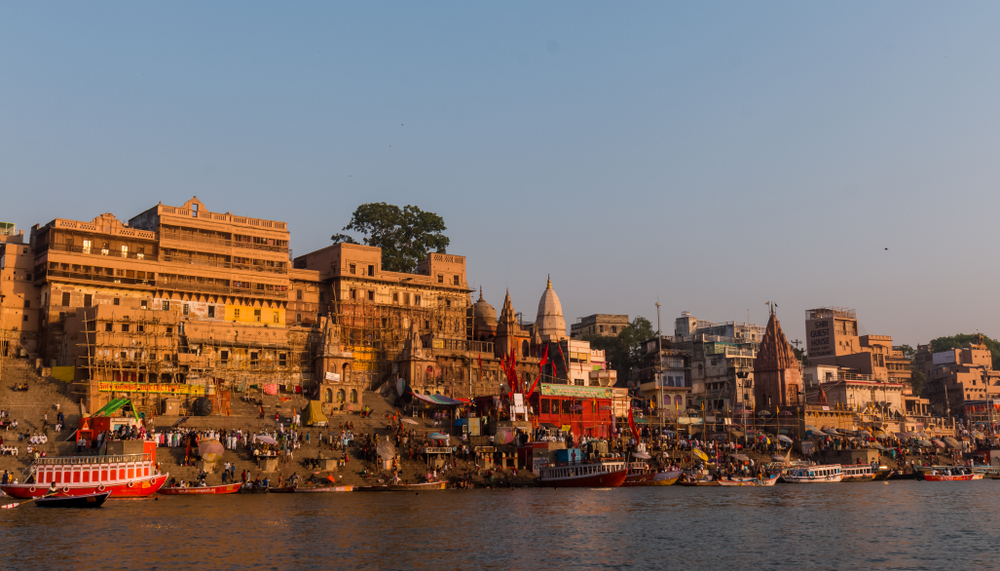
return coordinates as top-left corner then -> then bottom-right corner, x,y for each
0,441 -> 168,500
677,473 -> 720,486
294,485 -> 354,493
34,491 -> 111,508
622,463 -> 681,487
841,465 -> 877,482
922,470 -> 982,481
388,481 -> 446,491
538,458 -> 627,488
357,481 -> 447,491
782,464 -> 843,483
158,483 -> 241,495
716,474 -> 779,487
238,484 -> 270,494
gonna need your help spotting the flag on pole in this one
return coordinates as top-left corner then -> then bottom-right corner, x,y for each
628,405 -> 639,441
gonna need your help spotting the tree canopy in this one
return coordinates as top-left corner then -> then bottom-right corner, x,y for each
332,203 -> 450,273
584,316 -> 654,384
928,334 -> 1000,370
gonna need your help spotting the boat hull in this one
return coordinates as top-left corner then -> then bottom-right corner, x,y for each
357,481 -> 447,491
294,486 -> 354,493
624,476 -> 679,487
238,486 -> 270,494
1,474 -> 169,499
717,475 -> 779,487
677,479 -> 720,486
35,491 -> 111,508
923,474 -> 980,481
539,469 -> 628,488
158,483 -> 241,495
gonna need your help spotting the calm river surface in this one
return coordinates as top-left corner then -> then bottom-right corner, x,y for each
1,481 -> 998,570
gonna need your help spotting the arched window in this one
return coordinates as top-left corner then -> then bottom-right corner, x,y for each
325,388 -> 333,403
337,389 -> 346,403
521,341 -> 529,357
350,389 -> 358,403
674,395 -> 683,407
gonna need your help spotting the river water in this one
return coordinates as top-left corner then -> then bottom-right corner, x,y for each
1,481 -> 997,570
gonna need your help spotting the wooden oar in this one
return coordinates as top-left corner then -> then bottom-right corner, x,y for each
1,490 -> 58,509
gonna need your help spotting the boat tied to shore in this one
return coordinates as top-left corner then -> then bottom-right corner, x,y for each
357,481 -> 448,491
840,464 -> 877,482
538,457 -> 628,488
158,483 -> 241,495
622,462 -> 681,487
294,485 -> 354,493
782,464 -> 843,483
716,474 -> 779,487
0,441 -> 168,499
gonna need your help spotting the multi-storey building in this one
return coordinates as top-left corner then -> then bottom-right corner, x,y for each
570,314 -> 628,339
916,337 -> 1000,418
26,198 -> 320,413
292,242 -> 482,401
674,312 -> 762,411
804,307 -> 860,359
804,307 -> 908,381
0,224 -> 41,358
636,335 -> 691,418
675,311 -> 764,343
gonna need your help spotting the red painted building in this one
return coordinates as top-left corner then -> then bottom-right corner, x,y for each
529,384 -> 615,439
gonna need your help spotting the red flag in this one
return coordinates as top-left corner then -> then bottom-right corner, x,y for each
628,405 -> 639,441
557,342 -> 567,375
478,354 -> 485,382
525,372 -> 542,399
508,347 -> 518,392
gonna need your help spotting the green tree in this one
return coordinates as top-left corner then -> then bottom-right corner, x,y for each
910,368 -> 926,396
584,316 -> 654,383
894,344 -> 916,360
332,203 -> 450,273
929,334 -> 1000,370
791,346 -> 809,366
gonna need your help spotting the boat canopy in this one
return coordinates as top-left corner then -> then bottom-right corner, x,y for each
92,398 -> 138,420
411,392 -> 467,406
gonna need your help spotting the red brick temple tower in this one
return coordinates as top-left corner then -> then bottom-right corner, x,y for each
753,305 -> 803,411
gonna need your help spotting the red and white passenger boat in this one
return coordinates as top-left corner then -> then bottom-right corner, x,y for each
0,441 -> 168,499
539,458 -> 628,488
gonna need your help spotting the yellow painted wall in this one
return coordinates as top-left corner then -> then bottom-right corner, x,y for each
349,346 -> 377,372
224,304 -> 285,327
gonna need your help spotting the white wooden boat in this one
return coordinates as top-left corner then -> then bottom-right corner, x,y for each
782,464 -> 842,483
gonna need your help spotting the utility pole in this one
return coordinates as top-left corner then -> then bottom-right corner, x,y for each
656,299 -> 662,428
0,292 -> 6,386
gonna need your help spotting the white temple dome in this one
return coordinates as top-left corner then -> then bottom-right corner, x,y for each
535,276 -> 567,341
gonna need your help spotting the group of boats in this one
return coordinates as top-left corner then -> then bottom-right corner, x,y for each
536,455 -> 996,488
0,441 -> 992,508
159,483 -> 357,494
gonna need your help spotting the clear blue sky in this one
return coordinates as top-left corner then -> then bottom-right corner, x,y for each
3,2 -> 999,348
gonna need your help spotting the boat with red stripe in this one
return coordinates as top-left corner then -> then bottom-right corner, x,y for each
0,441 -> 168,500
